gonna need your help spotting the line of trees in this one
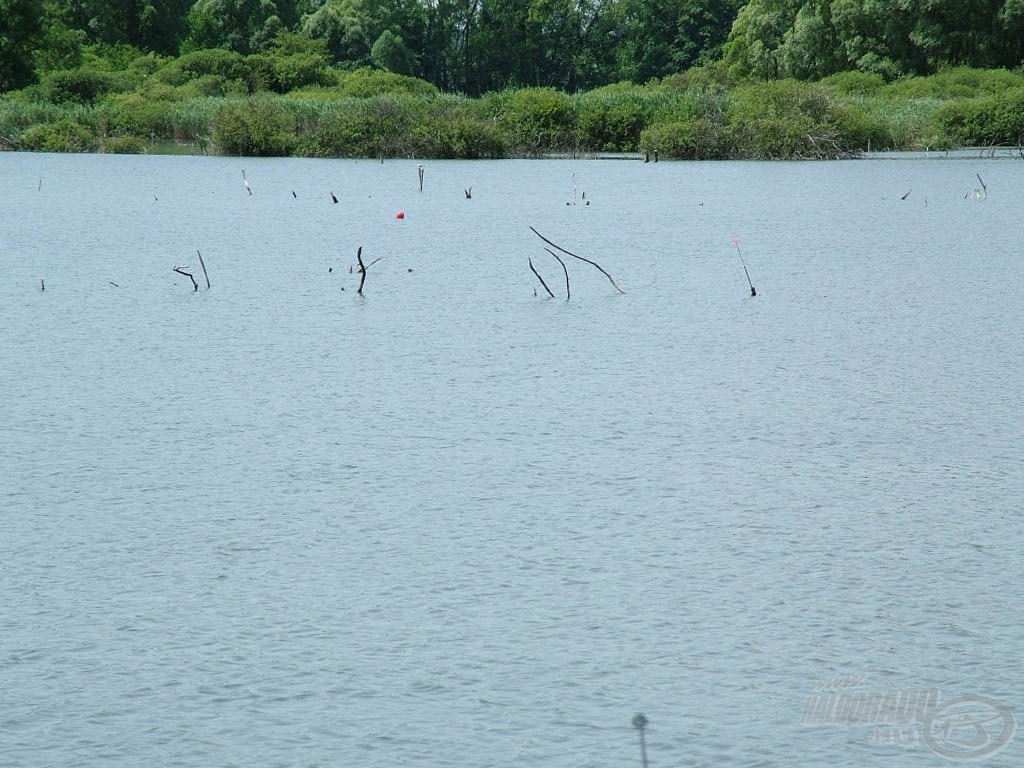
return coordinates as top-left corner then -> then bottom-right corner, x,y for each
7,0 -> 1024,97
724,0 -> 1024,81
2,0 -> 742,94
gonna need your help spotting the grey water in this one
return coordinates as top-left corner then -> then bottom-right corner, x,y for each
1,151 -> 1021,767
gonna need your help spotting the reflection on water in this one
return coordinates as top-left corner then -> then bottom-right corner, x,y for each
2,152 -> 1022,767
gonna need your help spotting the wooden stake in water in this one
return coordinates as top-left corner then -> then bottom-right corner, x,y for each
633,713 -> 649,768
731,237 -> 757,297
417,163 -> 424,192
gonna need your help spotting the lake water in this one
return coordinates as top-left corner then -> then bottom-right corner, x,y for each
1,151 -> 1022,768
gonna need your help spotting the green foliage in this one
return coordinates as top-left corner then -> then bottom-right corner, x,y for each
370,30 -> 416,75
728,80 -> 832,124
102,135 -> 148,153
32,3 -> 85,78
640,119 -> 731,159
19,118 -> 98,151
248,51 -> 335,92
0,0 -> 45,91
883,67 -> 1024,100
493,87 -> 577,154
98,91 -> 177,136
929,88 -> 1024,146
82,43 -> 148,71
42,68 -> 122,103
184,0 -> 296,55
723,79 -> 880,157
407,116 -> 507,158
826,103 -> 893,150
335,67 -> 438,97
212,96 -> 297,155
295,95 -> 415,157
299,0 -> 372,66
818,70 -> 886,95
575,88 -> 650,151
155,49 -> 254,90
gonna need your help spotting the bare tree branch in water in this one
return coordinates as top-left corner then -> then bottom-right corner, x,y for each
529,227 -> 625,294
173,266 -> 198,291
528,258 -> 554,298
544,248 -> 570,300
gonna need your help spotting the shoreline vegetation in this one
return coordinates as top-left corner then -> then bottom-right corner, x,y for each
4,48 -> 1024,160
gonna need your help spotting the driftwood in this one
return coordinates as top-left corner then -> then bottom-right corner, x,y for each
529,226 -> 625,294
528,258 -> 554,298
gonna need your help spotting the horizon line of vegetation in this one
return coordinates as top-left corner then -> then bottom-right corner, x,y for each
4,40 -> 1024,160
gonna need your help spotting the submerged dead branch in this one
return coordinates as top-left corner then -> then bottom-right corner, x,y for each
544,248 -> 570,300
528,258 -> 555,298
173,266 -> 198,291
529,226 -> 625,294
196,250 -> 211,289
354,247 -> 382,295
356,247 -> 367,294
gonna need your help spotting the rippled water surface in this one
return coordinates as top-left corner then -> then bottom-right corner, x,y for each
2,152 -> 1022,767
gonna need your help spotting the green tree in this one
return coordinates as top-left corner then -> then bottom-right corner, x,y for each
613,0 -> 741,83
63,0 -> 192,54
0,0 -> 45,90
184,0 -> 300,54
371,29 -> 416,74
301,0 -> 370,65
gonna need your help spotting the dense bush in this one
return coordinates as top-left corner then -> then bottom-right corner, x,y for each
98,92 -> 177,137
43,68 -> 121,104
212,97 -> 297,155
929,88 -> 1024,146
249,52 -> 337,93
407,116 -> 507,158
576,87 -> 650,151
295,97 -> 416,157
883,67 -> 1024,100
155,49 -> 254,91
640,119 -> 730,159
818,71 -> 887,95
20,119 -> 98,152
335,68 -> 439,98
490,87 -> 577,154
102,135 -> 148,153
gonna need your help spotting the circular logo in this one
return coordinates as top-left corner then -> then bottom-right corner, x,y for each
921,695 -> 1016,761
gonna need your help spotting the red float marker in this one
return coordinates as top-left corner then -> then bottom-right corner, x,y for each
396,210 -> 405,219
